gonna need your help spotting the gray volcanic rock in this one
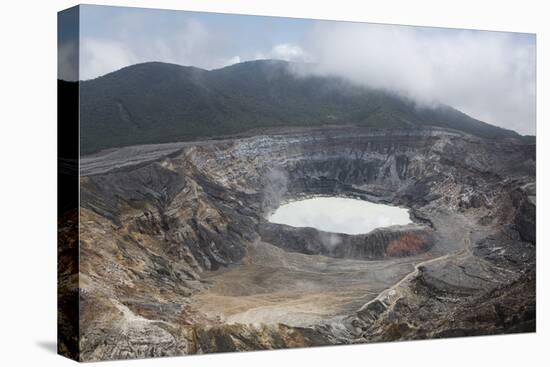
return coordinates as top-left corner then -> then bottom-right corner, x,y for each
259,222 -> 434,260
69,126 -> 535,361
511,182 -> 536,243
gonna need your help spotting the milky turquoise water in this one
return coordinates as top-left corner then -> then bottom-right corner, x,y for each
268,197 -> 411,235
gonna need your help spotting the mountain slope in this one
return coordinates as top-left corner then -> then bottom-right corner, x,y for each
77,60 -> 520,154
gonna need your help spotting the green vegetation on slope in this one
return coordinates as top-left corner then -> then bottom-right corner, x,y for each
75,60 -> 519,154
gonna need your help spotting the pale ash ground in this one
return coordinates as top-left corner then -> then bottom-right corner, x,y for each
268,197 -> 412,235
191,210 -> 477,328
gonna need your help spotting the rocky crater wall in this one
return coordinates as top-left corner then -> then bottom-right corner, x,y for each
72,126 -> 536,360
259,222 -> 434,260
78,126 -> 535,293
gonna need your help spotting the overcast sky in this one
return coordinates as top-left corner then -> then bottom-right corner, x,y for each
60,5 -> 536,135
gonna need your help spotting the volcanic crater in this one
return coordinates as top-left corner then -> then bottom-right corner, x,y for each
68,126 -> 535,360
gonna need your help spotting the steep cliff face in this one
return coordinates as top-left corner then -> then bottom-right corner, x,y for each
259,222 -> 433,260
72,126 -> 535,361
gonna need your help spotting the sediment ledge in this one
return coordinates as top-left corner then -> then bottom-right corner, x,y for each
259,222 -> 434,260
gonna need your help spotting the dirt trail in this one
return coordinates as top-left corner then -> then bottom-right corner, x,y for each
358,229 -> 473,313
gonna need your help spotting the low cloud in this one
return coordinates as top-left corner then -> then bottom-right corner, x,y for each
221,56 -> 242,67
79,15 -> 237,79
81,38 -> 137,80
295,22 -> 536,134
255,43 -> 310,62
262,165 -> 289,215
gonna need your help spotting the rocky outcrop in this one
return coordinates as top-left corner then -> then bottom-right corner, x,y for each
349,267 -> 535,342
191,323 -> 331,354
511,182 -> 536,244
